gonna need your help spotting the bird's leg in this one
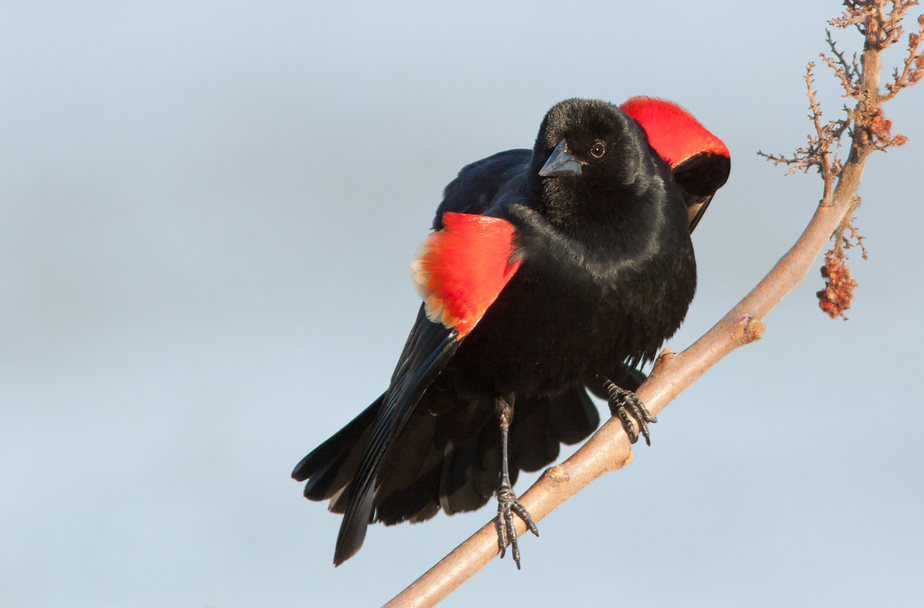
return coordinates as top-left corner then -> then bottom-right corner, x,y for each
493,394 -> 538,569
597,374 -> 657,445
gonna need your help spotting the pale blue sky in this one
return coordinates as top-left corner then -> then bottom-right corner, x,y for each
2,2 -> 922,606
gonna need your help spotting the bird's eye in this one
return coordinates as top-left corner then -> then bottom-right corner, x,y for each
590,141 -> 606,158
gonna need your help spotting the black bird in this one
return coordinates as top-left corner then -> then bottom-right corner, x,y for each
293,97 -> 730,568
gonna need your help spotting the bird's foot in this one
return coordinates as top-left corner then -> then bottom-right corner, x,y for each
495,480 -> 538,569
600,376 -> 657,445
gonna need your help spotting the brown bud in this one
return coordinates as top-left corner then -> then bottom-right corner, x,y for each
817,254 -> 858,319
915,54 -> 924,69
870,114 -> 892,139
912,69 -> 923,84
918,13 -> 924,27
746,319 -> 766,342
893,134 -> 909,146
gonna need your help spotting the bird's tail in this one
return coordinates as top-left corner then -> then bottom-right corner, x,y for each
291,394 -> 382,512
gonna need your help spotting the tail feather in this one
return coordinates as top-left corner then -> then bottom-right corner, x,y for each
439,420 -> 499,514
291,396 -> 381,483
378,452 -> 442,525
546,387 -> 601,445
373,409 -> 441,525
294,386 -> 603,564
471,423 -> 503,499
509,396 -> 560,473
438,437 -> 482,515
302,452 -> 347,501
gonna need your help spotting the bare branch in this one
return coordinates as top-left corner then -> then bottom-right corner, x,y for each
824,29 -> 860,95
807,65 -> 838,202
763,0 -> 922,318
880,12 -> 924,100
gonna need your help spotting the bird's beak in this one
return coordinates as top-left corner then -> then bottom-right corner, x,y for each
538,140 -> 583,177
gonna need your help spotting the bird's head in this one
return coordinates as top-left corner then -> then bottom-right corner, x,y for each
530,98 -> 665,218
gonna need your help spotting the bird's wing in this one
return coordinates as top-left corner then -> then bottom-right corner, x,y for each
620,96 -> 730,232
433,149 -> 531,228
670,151 -> 731,232
334,211 -> 521,565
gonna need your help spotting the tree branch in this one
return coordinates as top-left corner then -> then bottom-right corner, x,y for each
385,3 -> 922,605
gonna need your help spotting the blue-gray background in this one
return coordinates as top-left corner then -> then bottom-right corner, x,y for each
3,2 -> 922,606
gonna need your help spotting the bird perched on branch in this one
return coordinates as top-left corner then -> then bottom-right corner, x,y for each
293,97 -> 730,568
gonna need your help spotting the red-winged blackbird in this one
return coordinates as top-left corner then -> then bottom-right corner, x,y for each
293,97 -> 730,568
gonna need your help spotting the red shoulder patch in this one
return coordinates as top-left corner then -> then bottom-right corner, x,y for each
410,212 -> 520,337
620,96 -> 729,167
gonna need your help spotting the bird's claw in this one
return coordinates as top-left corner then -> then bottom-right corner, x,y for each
495,481 -> 538,569
600,377 -> 656,446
